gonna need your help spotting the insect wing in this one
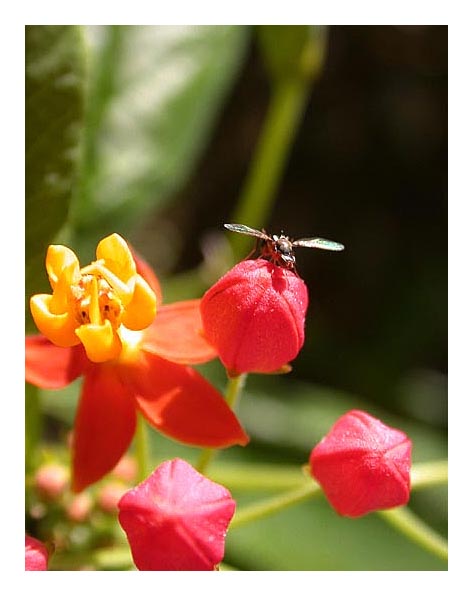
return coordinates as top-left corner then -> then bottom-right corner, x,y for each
224,223 -> 270,240
292,237 -> 345,251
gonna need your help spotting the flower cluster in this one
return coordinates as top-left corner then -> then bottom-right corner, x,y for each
26,233 -> 414,570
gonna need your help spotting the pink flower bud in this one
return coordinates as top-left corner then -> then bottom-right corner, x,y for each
118,458 -> 236,570
34,463 -> 68,500
200,260 -> 308,375
309,409 -> 412,517
97,482 -> 127,514
25,535 -> 49,571
112,455 -> 137,483
65,492 -> 93,523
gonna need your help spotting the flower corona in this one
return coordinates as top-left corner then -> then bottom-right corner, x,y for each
30,233 -> 157,363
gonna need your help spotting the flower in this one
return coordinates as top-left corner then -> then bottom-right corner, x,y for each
118,458 -> 236,570
26,234 -> 249,492
25,535 -> 49,571
200,259 -> 308,376
309,409 -> 412,517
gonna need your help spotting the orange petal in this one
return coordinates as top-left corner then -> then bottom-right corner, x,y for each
72,365 -> 137,492
124,352 -> 249,448
75,320 -> 122,363
45,245 -> 80,288
25,336 -> 88,389
142,300 -> 217,364
121,276 -> 157,331
30,295 -> 80,347
96,234 -> 136,288
48,259 -> 81,314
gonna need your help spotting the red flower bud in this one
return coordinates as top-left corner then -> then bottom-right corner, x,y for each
25,535 -> 49,571
309,410 -> 412,517
118,458 -> 236,570
200,260 -> 308,375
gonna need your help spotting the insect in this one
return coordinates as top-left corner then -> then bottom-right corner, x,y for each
224,223 -> 344,270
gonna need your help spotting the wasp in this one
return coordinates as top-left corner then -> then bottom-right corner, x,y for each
224,223 -> 344,270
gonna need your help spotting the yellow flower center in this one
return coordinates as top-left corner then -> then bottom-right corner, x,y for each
30,234 -> 157,363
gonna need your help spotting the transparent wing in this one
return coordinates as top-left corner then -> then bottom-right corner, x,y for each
224,223 -> 269,240
292,237 -> 345,251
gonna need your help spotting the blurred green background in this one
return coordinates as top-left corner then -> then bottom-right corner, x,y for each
26,25 -> 447,570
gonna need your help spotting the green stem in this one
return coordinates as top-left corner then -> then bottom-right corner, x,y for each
410,459 -> 448,489
378,507 -> 448,562
25,383 -> 42,474
210,459 -> 448,493
134,413 -> 150,482
229,76 -> 312,260
226,373 -> 247,410
209,462 -> 306,491
231,482 -> 320,529
195,374 -> 247,474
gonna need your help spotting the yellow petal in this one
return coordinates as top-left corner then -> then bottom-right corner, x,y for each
121,275 -> 157,331
46,245 -> 80,289
75,320 -> 122,363
30,294 -> 80,347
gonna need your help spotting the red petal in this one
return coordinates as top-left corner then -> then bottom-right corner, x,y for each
118,459 -> 236,570
132,248 -> 162,307
25,335 -> 88,389
142,300 -> 217,364
124,352 -> 249,448
72,365 -> 137,492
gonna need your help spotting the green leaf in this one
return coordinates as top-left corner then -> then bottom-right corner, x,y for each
71,25 -> 249,253
25,25 -> 86,328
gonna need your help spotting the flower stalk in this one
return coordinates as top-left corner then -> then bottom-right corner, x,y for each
195,373 -> 247,474
378,507 -> 448,562
230,482 -> 319,529
229,77 -> 310,261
